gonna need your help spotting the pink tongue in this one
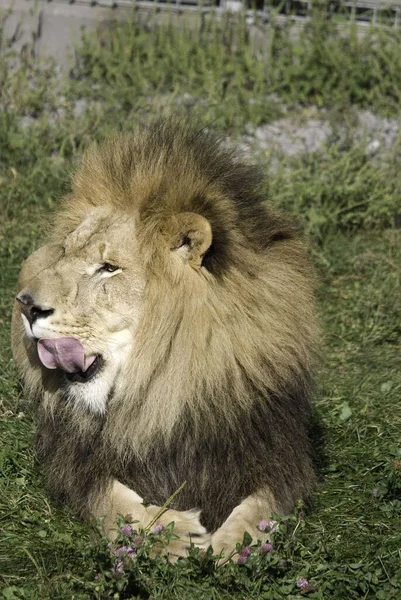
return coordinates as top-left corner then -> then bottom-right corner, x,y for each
37,338 -> 96,373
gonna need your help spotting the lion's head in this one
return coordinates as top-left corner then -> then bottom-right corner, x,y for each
12,120 -> 318,462
13,208 -> 145,413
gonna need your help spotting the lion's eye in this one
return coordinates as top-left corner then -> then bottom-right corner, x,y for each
98,263 -> 119,273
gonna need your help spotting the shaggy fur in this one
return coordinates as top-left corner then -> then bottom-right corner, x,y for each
12,120 -> 319,556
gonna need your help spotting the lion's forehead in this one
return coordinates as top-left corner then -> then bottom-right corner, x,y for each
61,220 -> 136,269
63,208 -> 136,256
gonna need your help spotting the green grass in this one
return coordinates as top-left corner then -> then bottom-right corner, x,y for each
1,5 -> 401,599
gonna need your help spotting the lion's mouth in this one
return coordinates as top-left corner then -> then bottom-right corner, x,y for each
37,337 -> 102,384
65,355 -> 103,383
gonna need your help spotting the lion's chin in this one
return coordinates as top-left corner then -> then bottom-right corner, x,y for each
65,355 -> 103,384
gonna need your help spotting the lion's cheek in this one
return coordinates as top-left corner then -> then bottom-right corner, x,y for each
95,277 -> 143,331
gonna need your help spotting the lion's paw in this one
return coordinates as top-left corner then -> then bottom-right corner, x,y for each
146,506 -> 211,560
211,528 -> 244,563
212,524 -> 265,564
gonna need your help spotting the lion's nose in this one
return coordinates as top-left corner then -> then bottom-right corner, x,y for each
16,293 -> 54,326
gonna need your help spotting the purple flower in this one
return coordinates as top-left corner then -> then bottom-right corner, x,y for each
111,560 -> 124,577
296,577 -> 309,590
258,519 -> 269,531
114,545 -> 136,558
237,545 -> 252,564
115,545 -> 128,558
120,524 -> 133,537
261,542 -> 273,553
153,523 -> 163,534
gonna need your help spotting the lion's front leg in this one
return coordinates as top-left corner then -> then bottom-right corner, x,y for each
211,490 -> 278,562
94,480 -> 211,559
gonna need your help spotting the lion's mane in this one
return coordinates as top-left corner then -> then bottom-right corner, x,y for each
13,120 -> 319,532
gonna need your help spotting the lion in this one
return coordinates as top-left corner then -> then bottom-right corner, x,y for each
11,120 -> 319,560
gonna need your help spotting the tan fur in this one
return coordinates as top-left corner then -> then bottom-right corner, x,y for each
212,490 -> 278,561
96,481 -> 210,558
12,120 -> 319,559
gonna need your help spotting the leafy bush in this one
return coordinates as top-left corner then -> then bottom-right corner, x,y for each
269,11 -> 401,113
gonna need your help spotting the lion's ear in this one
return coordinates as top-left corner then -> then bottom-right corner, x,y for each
166,212 -> 212,269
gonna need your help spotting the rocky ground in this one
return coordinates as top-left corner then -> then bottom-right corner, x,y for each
241,107 -> 401,160
12,90 -> 401,165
